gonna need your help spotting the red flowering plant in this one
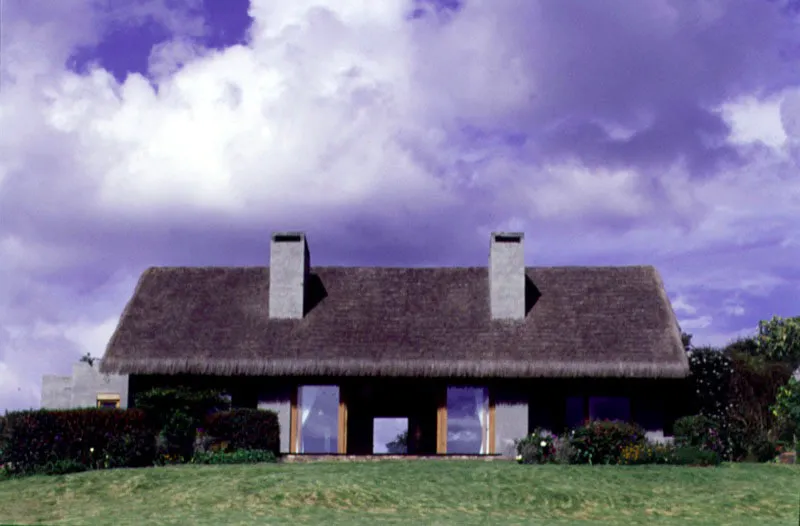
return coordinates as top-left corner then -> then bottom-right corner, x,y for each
568,420 -> 646,465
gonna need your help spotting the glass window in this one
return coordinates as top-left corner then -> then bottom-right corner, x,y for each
634,399 -> 664,432
446,386 -> 489,454
565,396 -> 584,429
589,397 -> 631,422
96,394 -> 120,409
373,418 -> 408,454
297,385 -> 339,453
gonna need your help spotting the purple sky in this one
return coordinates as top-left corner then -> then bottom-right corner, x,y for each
2,0 -> 800,412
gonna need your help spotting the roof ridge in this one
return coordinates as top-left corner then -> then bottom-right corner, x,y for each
142,264 -> 657,271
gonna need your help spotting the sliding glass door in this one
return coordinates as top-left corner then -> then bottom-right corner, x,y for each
446,386 -> 490,454
296,385 -> 340,453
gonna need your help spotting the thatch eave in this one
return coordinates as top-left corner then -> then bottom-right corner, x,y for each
99,357 -> 690,379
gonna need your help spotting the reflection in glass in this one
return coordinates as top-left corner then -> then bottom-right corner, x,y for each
634,399 -> 664,432
446,386 -> 489,454
373,418 -> 408,454
298,385 -> 339,453
565,396 -> 584,429
589,397 -> 631,422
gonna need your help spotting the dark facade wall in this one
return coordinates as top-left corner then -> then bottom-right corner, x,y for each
524,378 -> 690,440
129,375 -> 294,452
128,374 -> 691,454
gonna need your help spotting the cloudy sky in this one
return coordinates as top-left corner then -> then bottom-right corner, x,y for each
2,0 -> 800,412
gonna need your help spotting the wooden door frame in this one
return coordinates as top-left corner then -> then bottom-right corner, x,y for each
290,383 -> 349,454
436,384 -> 496,455
290,381 -> 496,455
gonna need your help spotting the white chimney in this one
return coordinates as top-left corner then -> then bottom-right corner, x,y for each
269,232 -> 310,319
489,232 -> 525,320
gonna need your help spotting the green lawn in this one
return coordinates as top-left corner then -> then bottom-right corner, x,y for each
0,461 -> 798,525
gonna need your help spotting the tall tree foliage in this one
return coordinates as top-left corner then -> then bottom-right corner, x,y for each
756,316 -> 800,368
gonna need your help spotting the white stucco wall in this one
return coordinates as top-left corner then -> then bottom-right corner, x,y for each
41,361 -> 129,409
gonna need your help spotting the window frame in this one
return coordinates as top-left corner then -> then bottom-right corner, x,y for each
96,393 -> 120,409
588,396 -> 631,423
564,394 -> 634,428
290,385 -> 347,454
437,385 -> 496,455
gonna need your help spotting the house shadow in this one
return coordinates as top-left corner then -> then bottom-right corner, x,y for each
304,273 -> 328,315
525,275 -> 541,316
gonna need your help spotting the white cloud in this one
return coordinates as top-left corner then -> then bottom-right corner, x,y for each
671,295 -> 697,315
699,326 -> 758,348
721,94 -> 787,150
0,362 -> 40,409
2,0 -> 800,412
722,295 -> 745,317
3,2 -> 459,223
679,315 -> 713,330
780,88 -> 800,140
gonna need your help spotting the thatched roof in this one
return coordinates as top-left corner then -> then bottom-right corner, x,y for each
100,266 -> 688,378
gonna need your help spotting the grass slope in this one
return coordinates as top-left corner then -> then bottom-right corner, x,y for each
0,461 -> 798,525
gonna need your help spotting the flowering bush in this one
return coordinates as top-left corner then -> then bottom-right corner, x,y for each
688,348 -> 733,418
568,420 -> 646,465
515,428 -> 557,464
674,415 -> 725,454
154,452 -> 187,466
618,442 -> 674,465
686,347 -> 741,459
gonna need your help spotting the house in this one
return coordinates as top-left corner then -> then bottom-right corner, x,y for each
41,361 -> 129,410
98,232 -> 689,456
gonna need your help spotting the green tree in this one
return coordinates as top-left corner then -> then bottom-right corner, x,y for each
723,336 -> 759,358
681,331 -> 693,353
756,316 -> 800,368
386,430 -> 408,454
771,378 -> 800,444
135,386 -> 230,461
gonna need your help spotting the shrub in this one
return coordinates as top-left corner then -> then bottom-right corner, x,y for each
154,452 -> 187,466
1,408 -> 156,475
135,386 -> 230,461
674,415 -> 725,453
35,459 -> 88,476
671,446 -> 721,466
568,420 -> 646,465
726,354 -> 793,459
618,442 -> 675,465
551,434 -> 576,465
203,409 -> 280,455
191,449 -> 276,465
103,432 -> 157,469
741,433 -> 779,463
0,413 -> 7,461
515,428 -> 557,464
